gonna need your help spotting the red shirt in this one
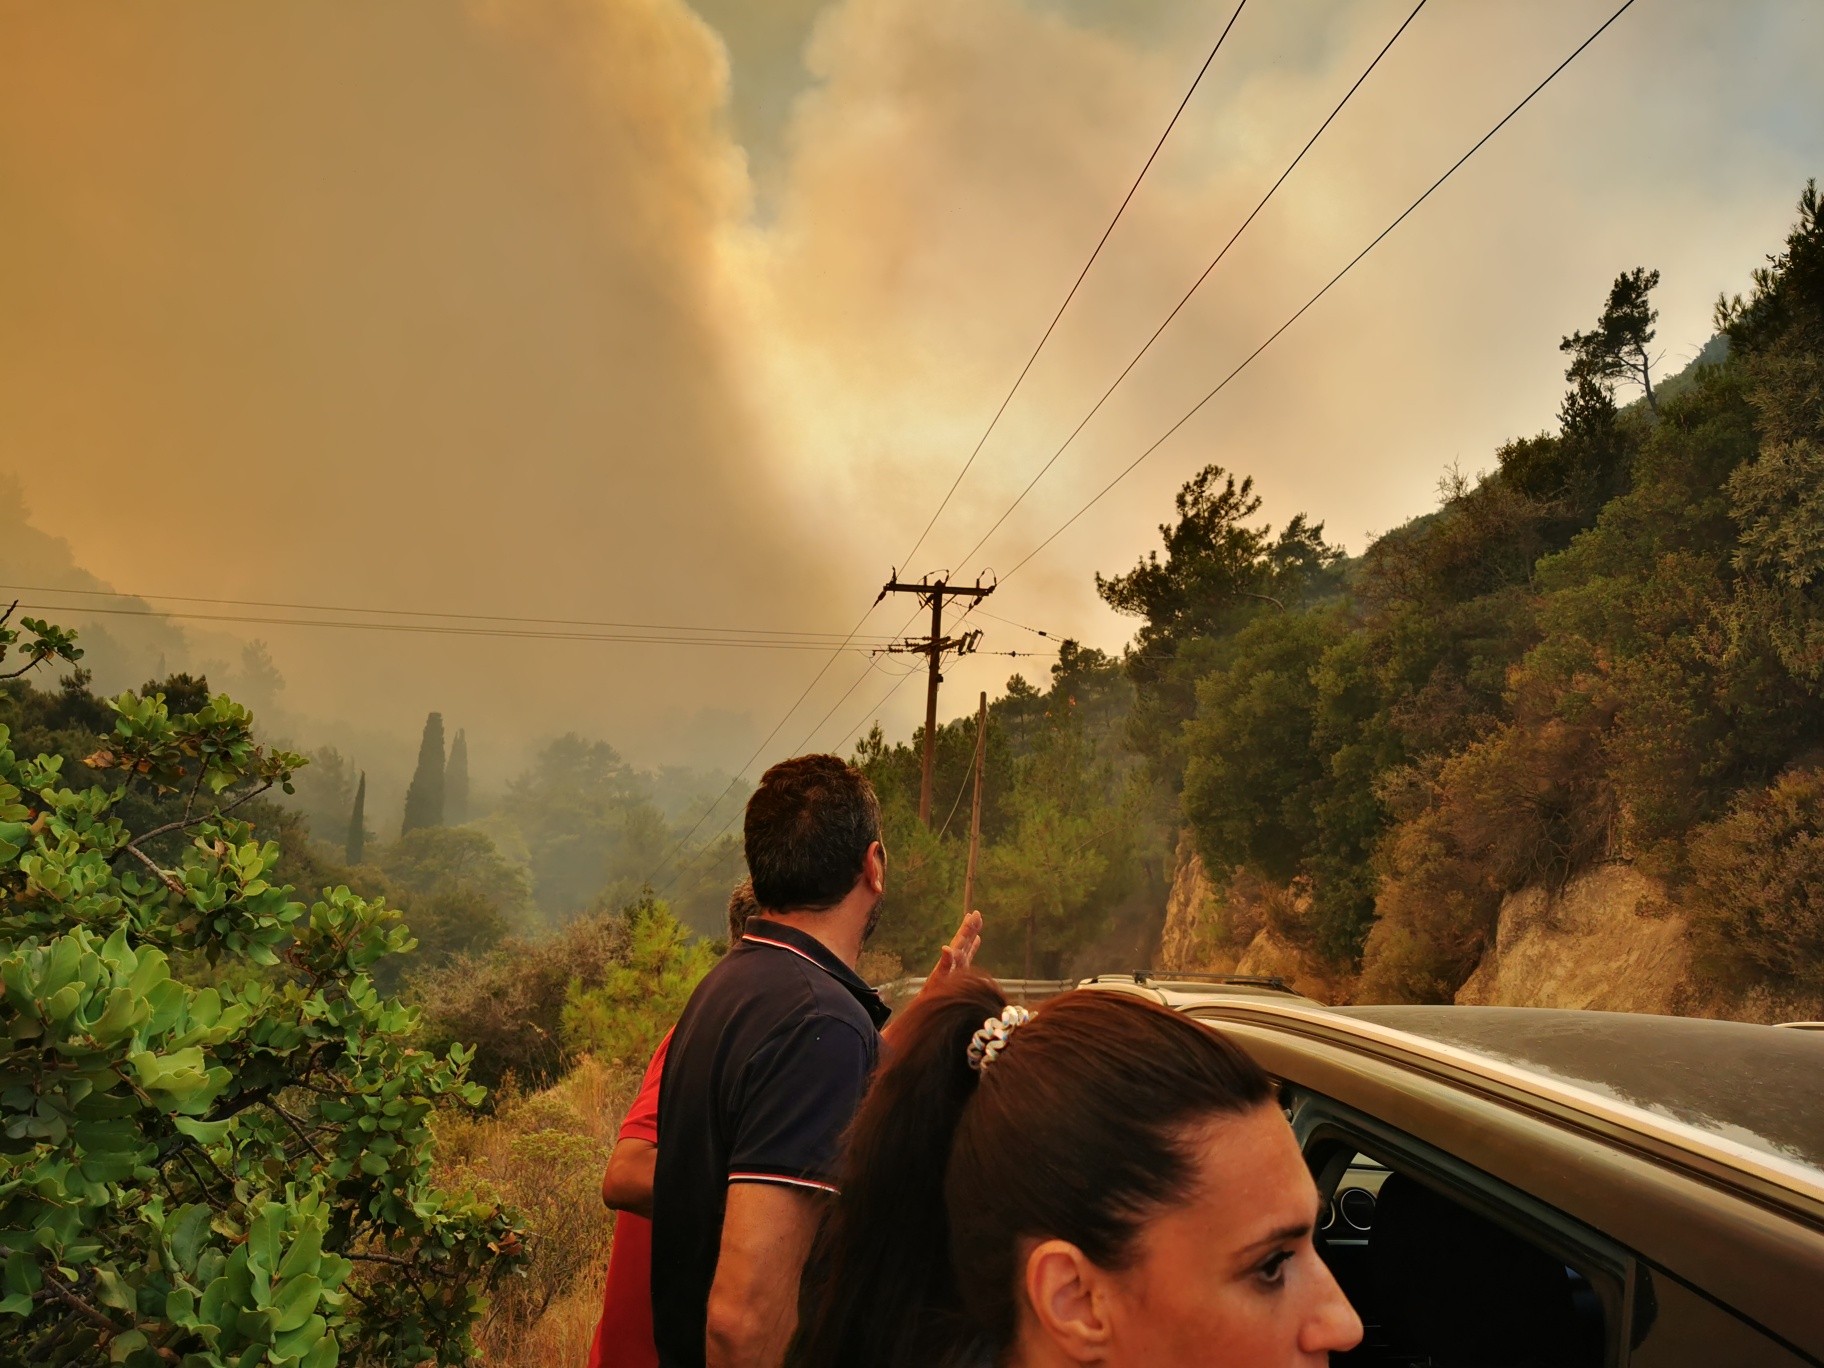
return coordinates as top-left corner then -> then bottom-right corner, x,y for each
588,1032 -> 670,1368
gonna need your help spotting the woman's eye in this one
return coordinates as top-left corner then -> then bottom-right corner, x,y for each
1256,1251 -> 1294,1286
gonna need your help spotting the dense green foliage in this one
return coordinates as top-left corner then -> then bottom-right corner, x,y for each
1093,182 -> 1824,1004
0,629 -> 525,1366
411,898 -> 709,1091
560,898 -> 718,1067
855,641 -> 1159,978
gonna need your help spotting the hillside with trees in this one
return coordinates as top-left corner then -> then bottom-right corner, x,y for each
1107,181 -> 1822,1013
855,181 -> 1824,1019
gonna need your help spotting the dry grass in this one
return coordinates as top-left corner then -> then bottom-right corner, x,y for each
436,1054 -> 643,1366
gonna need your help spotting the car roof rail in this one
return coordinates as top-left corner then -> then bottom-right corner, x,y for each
1080,970 -> 1294,993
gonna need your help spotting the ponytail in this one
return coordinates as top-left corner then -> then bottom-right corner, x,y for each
792,974 -> 1005,1368
792,975 -> 1272,1368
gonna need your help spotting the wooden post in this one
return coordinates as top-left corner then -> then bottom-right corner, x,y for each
876,574 -> 995,828
961,691 -> 987,917
918,583 -> 944,825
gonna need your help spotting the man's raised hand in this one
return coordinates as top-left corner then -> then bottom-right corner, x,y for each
931,909 -> 983,980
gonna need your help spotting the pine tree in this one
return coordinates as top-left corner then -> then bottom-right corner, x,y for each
346,770 -> 368,865
1561,266 -> 1662,415
401,712 -> 445,836
446,728 -> 470,825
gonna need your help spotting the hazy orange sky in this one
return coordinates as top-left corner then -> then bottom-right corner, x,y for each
2,0 -> 1821,799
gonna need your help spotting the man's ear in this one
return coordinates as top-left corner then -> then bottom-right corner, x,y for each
1024,1239 -> 1112,1363
864,840 -> 886,895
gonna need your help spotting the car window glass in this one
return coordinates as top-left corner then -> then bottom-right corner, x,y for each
1319,1151 -> 1607,1368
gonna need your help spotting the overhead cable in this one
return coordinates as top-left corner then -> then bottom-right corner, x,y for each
0,582 -> 897,643
999,0 -> 1640,585
895,0 -> 1252,572
950,0 -> 1430,572
3,597 -> 900,653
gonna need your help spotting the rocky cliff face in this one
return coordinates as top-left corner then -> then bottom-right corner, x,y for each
1159,831 -> 1709,1012
1454,864 -> 1697,1013
1158,831 -> 1233,971
1158,834 -> 1351,1003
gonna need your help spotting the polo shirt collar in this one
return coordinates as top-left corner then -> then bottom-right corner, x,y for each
741,917 -> 892,1030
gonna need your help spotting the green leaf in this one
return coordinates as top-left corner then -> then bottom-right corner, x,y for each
169,1203 -> 212,1274
275,1225 -> 322,1282
108,1329 -> 148,1363
165,1283 -> 197,1326
272,1275 -> 322,1334
93,1265 -> 135,1314
3,1250 -> 41,1298
173,1115 -> 233,1145
299,1328 -> 339,1368
43,983 -> 82,1025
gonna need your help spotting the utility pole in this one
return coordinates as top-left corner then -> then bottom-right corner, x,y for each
877,572 -> 994,825
962,691 -> 987,916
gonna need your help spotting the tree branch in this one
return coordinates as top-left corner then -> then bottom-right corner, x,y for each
345,1251 -> 415,1269
0,1247 -> 130,1339
182,757 -> 210,824
117,840 -> 186,894
264,1099 -> 328,1164
127,779 -> 274,854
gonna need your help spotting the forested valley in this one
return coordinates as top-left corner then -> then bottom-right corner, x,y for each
2,183 -> 1820,1364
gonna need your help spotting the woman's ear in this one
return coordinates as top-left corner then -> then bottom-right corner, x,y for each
1024,1239 -> 1113,1362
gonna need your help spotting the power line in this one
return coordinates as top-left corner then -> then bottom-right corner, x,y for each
3,597 -> 900,653
969,606 -> 1059,640
658,656 -> 923,897
999,0 -> 1640,586
896,0 -> 1252,573
639,598 -> 924,890
832,666 -> 921,755
647,0 -> 1258,889
949,0 -> 1430,573
0,582 -> 899,644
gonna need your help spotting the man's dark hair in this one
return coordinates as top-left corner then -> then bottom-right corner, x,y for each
744,754 -> 882,913
727,878 -> 760,942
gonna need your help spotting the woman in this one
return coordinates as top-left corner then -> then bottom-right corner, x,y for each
792,974 -> 1361,1367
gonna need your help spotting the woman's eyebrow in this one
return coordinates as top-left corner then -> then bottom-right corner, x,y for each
1237,1216 -> 1316,1255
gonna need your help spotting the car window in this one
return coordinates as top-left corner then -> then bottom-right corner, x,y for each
1316,1150 -> 1608,1367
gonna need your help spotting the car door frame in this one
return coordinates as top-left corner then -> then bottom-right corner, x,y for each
1185,1005 -> 1824,1361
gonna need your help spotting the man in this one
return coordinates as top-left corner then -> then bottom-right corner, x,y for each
588,882 -> 761,1368
650,754 -> 982,1368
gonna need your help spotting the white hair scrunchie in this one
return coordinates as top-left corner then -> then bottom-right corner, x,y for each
966,1004 -> 1032,1073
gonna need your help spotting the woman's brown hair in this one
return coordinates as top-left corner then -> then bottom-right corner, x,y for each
792,974 -> 1273,1368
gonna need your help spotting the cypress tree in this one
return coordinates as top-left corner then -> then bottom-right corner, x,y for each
400,712 -> 445,836
346,771 -> 368,866
446,729 -> 470,825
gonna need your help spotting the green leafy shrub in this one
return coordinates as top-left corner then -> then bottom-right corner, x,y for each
0,626 -> 525,1366
560,898 -> 716,1068
411,912 -> 629,1090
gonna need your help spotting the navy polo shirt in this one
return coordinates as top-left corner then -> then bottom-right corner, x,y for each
649,918 -> 891,1368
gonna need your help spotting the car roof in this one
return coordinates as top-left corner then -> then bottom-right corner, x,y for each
1180,999 -> 1823,1197
1326,1005 -> 1824,1172
1074,971 -> 1320,1010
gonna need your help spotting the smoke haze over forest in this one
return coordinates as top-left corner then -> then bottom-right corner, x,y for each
3,0 -> 1821,803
